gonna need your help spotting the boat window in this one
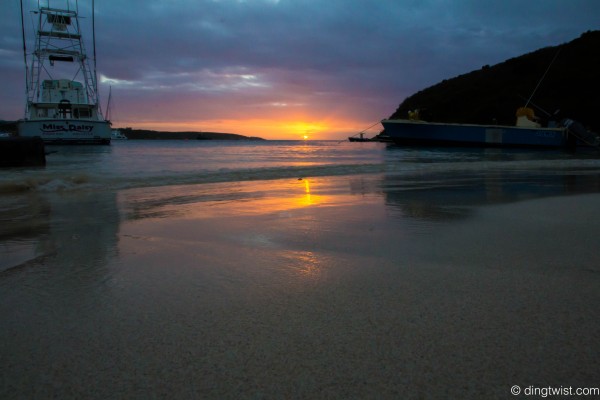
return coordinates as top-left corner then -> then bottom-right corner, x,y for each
58,100 -> 72,119
48,14 -> 71,26
76,108 -> 91,118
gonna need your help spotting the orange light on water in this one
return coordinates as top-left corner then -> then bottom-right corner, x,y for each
304,179 -> 311,204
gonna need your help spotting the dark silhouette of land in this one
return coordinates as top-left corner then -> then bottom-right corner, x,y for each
4,31 -> 598,136
118,128 -> 264,140
390,31 -> 600,131
0,122 -> 264,140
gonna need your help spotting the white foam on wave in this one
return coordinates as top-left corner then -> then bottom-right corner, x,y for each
37,177 -> 88,192
0,174 -> 94,194
108,163 -> 388,192
3,154 -> 600,196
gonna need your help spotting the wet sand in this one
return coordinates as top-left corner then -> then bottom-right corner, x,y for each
1,176 -> 599,398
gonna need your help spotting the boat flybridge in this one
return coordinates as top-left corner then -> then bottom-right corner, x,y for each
17,0 -> 111,144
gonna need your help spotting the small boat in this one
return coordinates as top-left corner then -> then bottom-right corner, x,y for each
17,0 -> 111,145
348,133 -> 375,142
111,129 -> 128,140
381,107 -> 598,149
348,121 -> 389,142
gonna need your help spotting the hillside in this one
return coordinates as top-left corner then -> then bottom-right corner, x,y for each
389,31 -> 600,131
119,128 -> 264,140
0,122 -> 264,140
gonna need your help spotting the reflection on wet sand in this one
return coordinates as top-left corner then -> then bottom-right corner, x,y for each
283,250 -> 322,280
2,169 -> 600,398
4,166 -> 598,277
120,178 -> 335,221
0,189 -> 120,276
0,194 -> 51,272
382,169 -> 600,221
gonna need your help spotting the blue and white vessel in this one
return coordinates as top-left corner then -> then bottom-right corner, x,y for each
380,108 -> 573,149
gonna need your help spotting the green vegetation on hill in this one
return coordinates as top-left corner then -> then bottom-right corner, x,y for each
390,31 -> 600,132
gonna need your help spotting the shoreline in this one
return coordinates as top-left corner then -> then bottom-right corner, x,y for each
1,174 -> 599,398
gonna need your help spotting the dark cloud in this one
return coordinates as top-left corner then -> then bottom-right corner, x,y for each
1,0 -> 599,137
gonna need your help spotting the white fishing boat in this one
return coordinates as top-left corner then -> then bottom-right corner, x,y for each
111,129 -> 128,140
17,0 -> 111,144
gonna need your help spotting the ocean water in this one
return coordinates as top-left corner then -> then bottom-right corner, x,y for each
2,140 -> 600,234
1,140 -> 600,398
2,139 -> 600,194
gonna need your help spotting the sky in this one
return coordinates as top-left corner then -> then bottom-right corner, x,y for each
1,0 -> 599,140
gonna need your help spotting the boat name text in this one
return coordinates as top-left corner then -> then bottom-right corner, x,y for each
42,124 -> 94,133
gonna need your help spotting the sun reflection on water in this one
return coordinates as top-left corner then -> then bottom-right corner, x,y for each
283,250 -> 322,280
122,177 -> 331,220
297,251 -> 320,278
303,179 -> 312,205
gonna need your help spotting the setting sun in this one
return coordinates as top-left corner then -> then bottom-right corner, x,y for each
114,116 -> 370,140
288,121 -> 327,139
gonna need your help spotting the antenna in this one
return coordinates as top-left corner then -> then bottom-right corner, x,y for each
92,0 -> 97,82
20,0 -> 29,112
91,0 -> 103,117
106,86 -> 112,121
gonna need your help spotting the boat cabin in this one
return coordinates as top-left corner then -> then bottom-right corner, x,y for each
28,79 -> 98,121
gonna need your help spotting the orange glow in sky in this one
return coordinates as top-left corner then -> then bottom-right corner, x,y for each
115,116 -> 375,141
4,1 -> 596,144
97,62 -> 386,140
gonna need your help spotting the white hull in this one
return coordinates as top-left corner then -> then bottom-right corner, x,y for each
18,2 -> 111,146
18,119 -> 111,145
111,129 -> 128,140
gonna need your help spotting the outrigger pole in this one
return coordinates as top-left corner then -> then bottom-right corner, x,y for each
91,0 -> 103,116
92,0 -> 97,79
525,47 -> 562,108
106,85 -> 112,121
19,0 -> 29,110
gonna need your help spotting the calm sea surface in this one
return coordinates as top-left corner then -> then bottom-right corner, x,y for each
2,139 -> 600,272
2,139 -> 600,193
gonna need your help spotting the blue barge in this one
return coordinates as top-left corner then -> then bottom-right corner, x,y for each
380,119 -> 569,148
381,108 -> 571,148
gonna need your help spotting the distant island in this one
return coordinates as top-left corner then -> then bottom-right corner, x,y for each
389,30 -> 600,132
117,128 -> 264,141
0,122 -> 264,141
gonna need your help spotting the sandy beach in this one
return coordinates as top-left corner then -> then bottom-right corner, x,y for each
1,171 -> 599,399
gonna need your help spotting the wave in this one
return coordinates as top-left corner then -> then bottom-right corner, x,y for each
0,174 -> 92,195
0,164 -> 383,195
2,157 -> 600,195
104,163 -> 389,192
